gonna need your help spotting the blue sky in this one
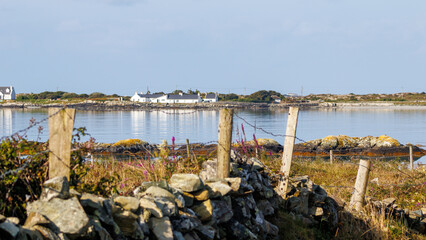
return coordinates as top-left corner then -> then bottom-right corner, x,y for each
1,0 -> 425,95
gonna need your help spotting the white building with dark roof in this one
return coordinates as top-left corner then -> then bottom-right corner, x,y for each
166,93 -> 201,103
0,86 -> 15,100
204,93 -> 218,102
130,92 -> 164,102
130,92 -> 202,103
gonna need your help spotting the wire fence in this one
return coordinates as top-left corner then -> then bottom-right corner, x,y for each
0,149 -> 50,179
0,107 -> 65,142
1,107 -> 424,193
234,112 -> 307,143
0,108 -> 68,180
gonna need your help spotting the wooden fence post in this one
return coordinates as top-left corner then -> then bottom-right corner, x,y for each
349,159 -> 371,211
278,107 -> 300,197
330,150 -> 334,164
409,145 -> 413,171
186,139 -> 191,159
48,108 -> 76,180
217,109 -> 233,179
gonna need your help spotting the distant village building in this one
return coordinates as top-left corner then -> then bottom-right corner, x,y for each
130,92 -> 202,103
204,93 -> 218,102
286,93 -> 299,97
167,93 -> 202,103
130,92 -> 163,103
271,95 -> 281,103
0,86 -> 15,100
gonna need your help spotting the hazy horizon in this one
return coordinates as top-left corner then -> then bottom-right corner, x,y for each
1,0 -> 425,95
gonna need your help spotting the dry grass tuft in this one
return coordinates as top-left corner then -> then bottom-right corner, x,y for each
78,154 -> 204,196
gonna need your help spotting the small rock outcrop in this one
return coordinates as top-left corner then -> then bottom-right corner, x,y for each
294,135 -> 426,157
304,135 -> 401,150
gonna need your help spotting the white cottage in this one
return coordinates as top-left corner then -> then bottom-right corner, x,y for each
0,86 -> 15,100
204,93 -> 218,102
130,92 -> 164,103
166,93 -> 201,103
130,92 -> 202,103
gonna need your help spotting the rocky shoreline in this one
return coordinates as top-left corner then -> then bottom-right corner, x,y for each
91,136 -> 426,159
1,100 -> 425,111
0,101 -> 313,111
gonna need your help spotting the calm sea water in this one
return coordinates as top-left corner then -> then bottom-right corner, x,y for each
1,107 -> 425,162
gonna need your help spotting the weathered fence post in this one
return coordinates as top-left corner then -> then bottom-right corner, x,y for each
409,145 -> 413,171
186,139 -> 191,159
278,107 -> 299,197
330,150 -> 334,164
217,109 -> 233,179
48,108 -> 76,180
349,159 -> 371,211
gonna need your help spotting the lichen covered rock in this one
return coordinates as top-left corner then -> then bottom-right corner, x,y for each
112,138 -> 147,147
169,174 -> 204,193
26,197 -> 90,236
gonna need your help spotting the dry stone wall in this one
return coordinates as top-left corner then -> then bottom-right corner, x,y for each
0,152 -> 424,239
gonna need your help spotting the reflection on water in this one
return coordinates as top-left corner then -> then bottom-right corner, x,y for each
0,107 -> 425,151
0,108 -> 13,136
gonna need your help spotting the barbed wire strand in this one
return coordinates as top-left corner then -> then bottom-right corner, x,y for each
0,108 -> 66,179
0,107 -> 65,142
234,113 -> 307,143
0,149 -> 50,179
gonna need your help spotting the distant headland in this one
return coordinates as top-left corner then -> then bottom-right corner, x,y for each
1,89 -> 425,110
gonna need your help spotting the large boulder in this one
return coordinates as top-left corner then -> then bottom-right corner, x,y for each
225,177 -> 242,192
319,135 -> 338,149
26,197 -> 89,236
80,193 -> 106,213
40,176 -> 70,201
112,209 -> 142,238
144,186 -> 175,200
373,135 -> 400,148
191,200 -> 213,222
140,180 -> 170,191
114,196 -> 140,213
169,174 -> 204,192
149,217 -> 174,240
357,136 -> 375,148
336,135 -> 357,148
142,187 -> 178,217
205,181 -> 232,198
199,160 -> 218,182
140,198 -> 163,218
